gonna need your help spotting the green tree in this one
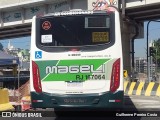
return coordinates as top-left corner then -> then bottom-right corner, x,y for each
0,42 -> 4,51
153,39 -> 160,67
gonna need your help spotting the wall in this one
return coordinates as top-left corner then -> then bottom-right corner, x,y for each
0,0 -> 88,27
88,0 -> 119,10
70,0 -> 87,10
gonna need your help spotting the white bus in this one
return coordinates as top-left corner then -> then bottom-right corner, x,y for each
30,7 -> 124,110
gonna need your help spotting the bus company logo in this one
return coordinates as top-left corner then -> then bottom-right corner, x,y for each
42,21 -> 51,30
45,64 -> 105,74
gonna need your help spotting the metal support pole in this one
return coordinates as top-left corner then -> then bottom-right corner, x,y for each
147,21 -> 151,82
151,56 -> 153,80
131,38 -> 135,69
122,0 -> 125,18
156,48 -> 157,74
16,64 -> 21,111
131,39 -> 135,82
131,23 -> 139,82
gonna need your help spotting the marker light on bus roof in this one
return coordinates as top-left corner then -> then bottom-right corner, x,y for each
54,10 -> 93,16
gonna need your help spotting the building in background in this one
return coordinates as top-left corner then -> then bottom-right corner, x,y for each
4,40 -> 30,70
135,57 -> 156,74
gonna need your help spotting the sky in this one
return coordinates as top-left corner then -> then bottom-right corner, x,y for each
1,36 -> 31,50
134,21 -> 160,58
1,21 -> 160,58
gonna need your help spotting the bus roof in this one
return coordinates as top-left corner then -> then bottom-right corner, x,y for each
42,8 -> 117,18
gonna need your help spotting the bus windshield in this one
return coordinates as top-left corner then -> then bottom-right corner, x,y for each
38,15 -> 110,47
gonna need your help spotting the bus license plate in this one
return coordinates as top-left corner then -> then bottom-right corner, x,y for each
67,82 -> 83,87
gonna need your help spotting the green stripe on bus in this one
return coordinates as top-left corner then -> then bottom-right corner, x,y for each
41,59 -> 110,81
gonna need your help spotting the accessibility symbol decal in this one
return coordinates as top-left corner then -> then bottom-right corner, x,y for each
35,51 -> 42,59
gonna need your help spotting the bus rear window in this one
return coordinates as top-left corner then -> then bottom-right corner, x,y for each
39,15 -> 110,47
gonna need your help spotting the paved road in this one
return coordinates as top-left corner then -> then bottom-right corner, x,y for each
124,95 -> 160,111
1,95 -> 160,120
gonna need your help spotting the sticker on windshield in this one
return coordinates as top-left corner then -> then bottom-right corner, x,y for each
92,32 -> 109,43
42,21 -> 51,30
41,35 -> 52,43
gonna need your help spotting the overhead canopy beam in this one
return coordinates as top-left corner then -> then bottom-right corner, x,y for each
0,27 -> 31,34
134,13 -> 160,21
125,3 -> 160,22
0,31 -> 31,39
0,23 -> 31,39
127,8 -> 160,16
